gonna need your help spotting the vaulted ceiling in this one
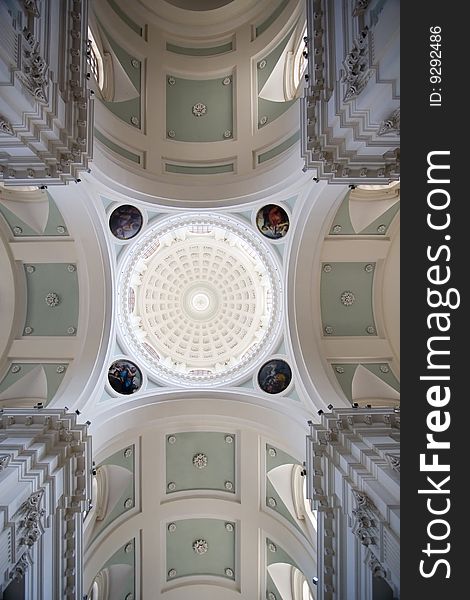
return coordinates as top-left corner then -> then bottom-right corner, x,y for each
89,0 -> 307,205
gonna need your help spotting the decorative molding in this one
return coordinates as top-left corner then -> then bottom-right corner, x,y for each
0,454 -> 11,471
378,108 -> 400,136
9,554 -> 30,583
342,27 -> 370,102
192,453 -> 208,469
386,453 -> 400,473
19,489 -> 46,548
351,491 -> 377,547
192,539 -> 208,554
44,292 -> 61,307
368,553 -> 387,578
340,291 -> 356,306
353,0 -> 370,16
17,28 -> 49,104
0,116 -> 14,136
192,103 -> 207,117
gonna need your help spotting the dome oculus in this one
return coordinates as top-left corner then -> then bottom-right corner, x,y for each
117,214 -> 282,386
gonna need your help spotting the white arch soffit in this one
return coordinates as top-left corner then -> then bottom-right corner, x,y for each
267,464 -> 299,522
88,393 -> 309,459
351,365 -> 400,403
382,222 -> 400,374
46,181 -> 113,412
286,182 -> 350,413
0,232 -> 16,367
132,0 -> 286,36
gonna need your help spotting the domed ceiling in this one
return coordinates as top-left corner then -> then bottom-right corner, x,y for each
117,213 -> 282,386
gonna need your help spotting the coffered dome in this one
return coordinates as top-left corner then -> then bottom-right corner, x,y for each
117,213 -> 282,386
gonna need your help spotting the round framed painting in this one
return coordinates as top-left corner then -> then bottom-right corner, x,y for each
258,359 -> 292,394
109,205 -> 143,240
256,205 -> 289,240
108,359 -> 143,395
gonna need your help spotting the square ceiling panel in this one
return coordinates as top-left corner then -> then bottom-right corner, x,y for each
165,431 -> 236,493
166,518 -> 236,581
166,75 -> 233,142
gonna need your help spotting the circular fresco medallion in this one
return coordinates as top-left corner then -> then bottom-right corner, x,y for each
108,359 -> 142,395
109,205 -> 143,241
256,205 -> 289,240
258,359 -> 292,394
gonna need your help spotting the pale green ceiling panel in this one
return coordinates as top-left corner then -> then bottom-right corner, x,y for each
0,194 -> 69,237
331,362 -> 400,402
266,479 -> 303,535
166,76 -> 233,142
266,444 -> 298,472
166,518 -> 236,581
23,263 -> 79,337
329,192 -> 355,235
320,262 -> 376,336
330,363 -> 357,401
166,42 -> 233,56
329,193 -> 400,235
358,201 -> 400,235
256,0 -> 290,37
266,572 -> 284,600
258,98 -> 297,129
166,431 -> 235,494
92,445 -> 135,542
92,538 -> 135,600
0,362 -> 67,404
102,98 -> 141,130
102,538 -> 135,569
165,163 -> 234,175
364,363 -> 400,391
266,538 -> 299,568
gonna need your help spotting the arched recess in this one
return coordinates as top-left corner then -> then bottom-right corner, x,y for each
90,564 -> 132,600
268,563 -> 315,600
259,19 -> 307,102
267,464 -> 316,543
